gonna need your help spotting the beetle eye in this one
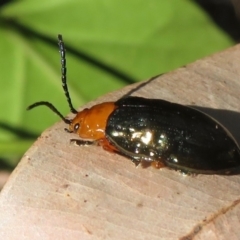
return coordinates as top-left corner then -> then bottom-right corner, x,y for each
74,123 -> 80,131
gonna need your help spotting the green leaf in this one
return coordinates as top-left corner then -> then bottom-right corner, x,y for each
0,0 -> 233,165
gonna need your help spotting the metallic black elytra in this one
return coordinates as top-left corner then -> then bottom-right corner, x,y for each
106,97 -> 240,174
27,34 -> 240,175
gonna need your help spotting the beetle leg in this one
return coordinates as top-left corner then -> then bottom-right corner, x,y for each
151,160 -> 166,169
97,138 -> 119,153
132,159 -> 141,167
133,159 -> 166,169
70,138 -> 119,154
70,139 -> 94,146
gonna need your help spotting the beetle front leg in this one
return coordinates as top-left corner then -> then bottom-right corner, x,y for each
70,138 -> 119,154
70,139 -> 94,146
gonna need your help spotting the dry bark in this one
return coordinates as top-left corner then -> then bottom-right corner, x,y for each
0,45 -> 240,240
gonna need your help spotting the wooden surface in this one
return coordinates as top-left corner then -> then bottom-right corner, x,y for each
1,45 -> 240,240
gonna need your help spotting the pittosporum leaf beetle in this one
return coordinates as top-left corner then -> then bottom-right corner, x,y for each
27,34 -> 240,175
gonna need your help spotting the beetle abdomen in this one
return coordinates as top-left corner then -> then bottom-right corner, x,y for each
106,97 -> 240,174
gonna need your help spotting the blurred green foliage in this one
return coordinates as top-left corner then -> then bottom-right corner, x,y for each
0,0 -> 234,167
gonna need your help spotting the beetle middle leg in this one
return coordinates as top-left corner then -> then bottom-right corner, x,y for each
97,138 -> 119,153
137,160 -> 165,169
151,160 -> 166,169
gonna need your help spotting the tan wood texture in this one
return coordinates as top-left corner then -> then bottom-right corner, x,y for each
0,45 -> 240,239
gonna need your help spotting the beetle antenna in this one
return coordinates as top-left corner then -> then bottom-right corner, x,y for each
27,102 -> 71,124
58,34 -> 78,114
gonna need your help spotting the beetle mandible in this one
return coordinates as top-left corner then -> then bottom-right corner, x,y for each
27,34 -> 240,174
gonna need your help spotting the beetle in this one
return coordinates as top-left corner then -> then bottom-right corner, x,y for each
27,34 -> 240,174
